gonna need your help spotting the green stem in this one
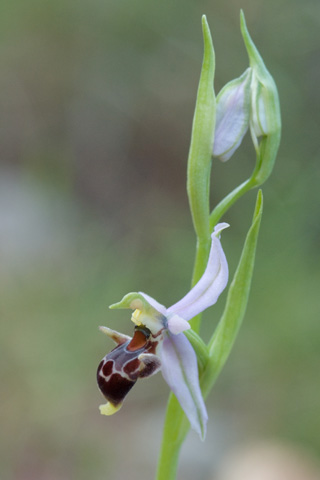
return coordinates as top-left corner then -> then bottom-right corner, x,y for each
209,177 -> 255,230
209,123 -> 280,231
155,395 -> 190,480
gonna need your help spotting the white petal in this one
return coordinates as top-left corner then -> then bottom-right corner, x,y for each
167,223 -> 229,321
161,333 -> 208,439
167,315 -> 191,334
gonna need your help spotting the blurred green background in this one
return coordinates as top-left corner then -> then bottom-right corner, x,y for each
1,0 -> 319,479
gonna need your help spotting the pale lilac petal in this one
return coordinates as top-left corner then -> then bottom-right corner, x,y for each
213,68 -> 251,162
167,223 -> 229,321
167,315 -> 191,334
218,135 -> 244,162
161,333 -> 207,439
139,292 -> 167,316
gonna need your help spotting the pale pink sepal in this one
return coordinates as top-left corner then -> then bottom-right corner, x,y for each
167,223 -> 229,321
213,68 -> 252,162
161,332 -> 208,440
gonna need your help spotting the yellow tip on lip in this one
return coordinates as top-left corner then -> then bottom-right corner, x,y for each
99,402 -> 122,416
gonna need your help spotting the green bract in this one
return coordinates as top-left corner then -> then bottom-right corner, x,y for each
187,16 -> 215,244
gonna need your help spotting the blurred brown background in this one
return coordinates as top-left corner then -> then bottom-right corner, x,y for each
1,0 -> 320,479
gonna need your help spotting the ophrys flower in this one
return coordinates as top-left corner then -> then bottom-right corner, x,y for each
97,223 -> 229,439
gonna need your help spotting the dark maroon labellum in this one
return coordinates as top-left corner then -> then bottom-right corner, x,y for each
97,325 -> 161,407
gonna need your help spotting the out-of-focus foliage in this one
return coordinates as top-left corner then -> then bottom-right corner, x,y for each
1,0 -> 320,479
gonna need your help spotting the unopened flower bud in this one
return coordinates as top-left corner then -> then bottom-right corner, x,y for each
213,68 -> 252,162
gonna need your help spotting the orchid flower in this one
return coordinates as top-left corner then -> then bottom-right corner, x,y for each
97,223 -> 229,439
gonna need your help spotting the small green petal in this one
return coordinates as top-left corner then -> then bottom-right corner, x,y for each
110,292 -> 166,334
110,292 -> 154,313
